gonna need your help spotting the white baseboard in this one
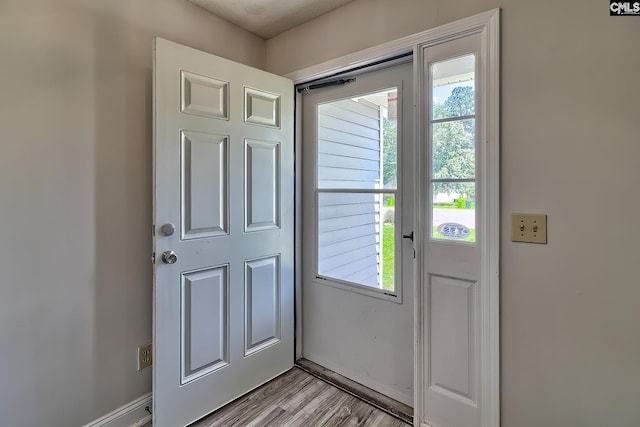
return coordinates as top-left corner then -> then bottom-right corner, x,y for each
83,393 -> 152,427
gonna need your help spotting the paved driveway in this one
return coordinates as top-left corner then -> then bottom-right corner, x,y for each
433,208 -> 475,228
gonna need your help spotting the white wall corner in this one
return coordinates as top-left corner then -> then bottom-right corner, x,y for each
82,393 -> 152,427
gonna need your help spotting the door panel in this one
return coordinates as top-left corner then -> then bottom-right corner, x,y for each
153,38 -> 293,427
245,139 -> 280,231
422,33 -> 482,427
244,88 -> 281,127
429,275 -> 476,401
180,131 -> 228,238
181,266 -> 228,383
301,61 -> 414,405
245,255 -> 281,355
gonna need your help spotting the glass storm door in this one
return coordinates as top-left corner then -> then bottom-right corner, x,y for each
301,60 -> 415,406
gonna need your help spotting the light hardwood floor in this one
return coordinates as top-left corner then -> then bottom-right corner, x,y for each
190,367 -> 410,427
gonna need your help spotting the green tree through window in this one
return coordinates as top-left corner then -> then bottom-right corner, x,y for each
382,118 -> 397,188
432,86 -> 475,198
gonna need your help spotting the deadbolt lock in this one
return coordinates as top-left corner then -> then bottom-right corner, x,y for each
160,223 -> 175,236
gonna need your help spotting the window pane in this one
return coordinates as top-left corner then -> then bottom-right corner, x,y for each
317,192 -> 395,291
432,119 -> 475,180
317,88 -> 398,190
431,54 -> 475,120
432,183 -> 475,242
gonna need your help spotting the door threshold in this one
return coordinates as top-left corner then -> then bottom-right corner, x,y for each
295,358 -> 413,425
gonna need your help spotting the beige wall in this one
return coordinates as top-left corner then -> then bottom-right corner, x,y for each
0,1 -> 264,426
2,0 -> 639,425
267,1 -> 640,426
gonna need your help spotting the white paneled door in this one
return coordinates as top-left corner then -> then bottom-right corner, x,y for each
152,38 -> 294,427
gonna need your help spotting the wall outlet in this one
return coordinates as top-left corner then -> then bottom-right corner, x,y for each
138,343 -> 152,371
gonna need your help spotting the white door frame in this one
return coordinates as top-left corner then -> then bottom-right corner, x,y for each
287,9 -> 500,427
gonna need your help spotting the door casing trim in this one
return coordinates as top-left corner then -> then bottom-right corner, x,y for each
288,9 -> 500,427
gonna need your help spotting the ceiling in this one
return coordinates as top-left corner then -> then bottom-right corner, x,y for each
188,0 -> 354,39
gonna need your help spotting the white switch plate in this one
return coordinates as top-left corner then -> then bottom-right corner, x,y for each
511,213 -> 547,244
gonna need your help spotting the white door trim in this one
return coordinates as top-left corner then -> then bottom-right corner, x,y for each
287,9 -> 500,427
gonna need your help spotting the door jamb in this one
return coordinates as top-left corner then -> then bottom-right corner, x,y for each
287,9 -> 500,427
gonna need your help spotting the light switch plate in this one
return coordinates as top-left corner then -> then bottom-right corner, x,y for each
511,213 -> 547,244
138,343 -> 152,371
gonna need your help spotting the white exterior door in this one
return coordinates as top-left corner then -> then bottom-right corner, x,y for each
152,38 -> 294,427
421,34 -> 483,427
301,61 -> 414,406
416,18 -> 500,427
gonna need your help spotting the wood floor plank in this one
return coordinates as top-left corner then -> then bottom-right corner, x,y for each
189,367 -> 410,427
194,369 -> 312,426
291,388 -> 352,426
296,358 -> 413,424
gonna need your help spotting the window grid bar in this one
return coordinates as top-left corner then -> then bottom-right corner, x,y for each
316,188 -> 398,194
315,274 -> 398,298
430,114 -> 476,124
430,178 -> 475,183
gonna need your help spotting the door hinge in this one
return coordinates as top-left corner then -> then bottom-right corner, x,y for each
151,252 -> 156,264
151,224 -> 156,237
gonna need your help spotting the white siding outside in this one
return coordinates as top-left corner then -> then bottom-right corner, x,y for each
317,99 -> 382,287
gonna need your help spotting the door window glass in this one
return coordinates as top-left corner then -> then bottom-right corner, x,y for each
316,88 -> 398,291
430,54 -> 476,242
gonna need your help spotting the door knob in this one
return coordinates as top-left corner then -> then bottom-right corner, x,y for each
160,223 -> 175,236
161,250 -> 178,264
